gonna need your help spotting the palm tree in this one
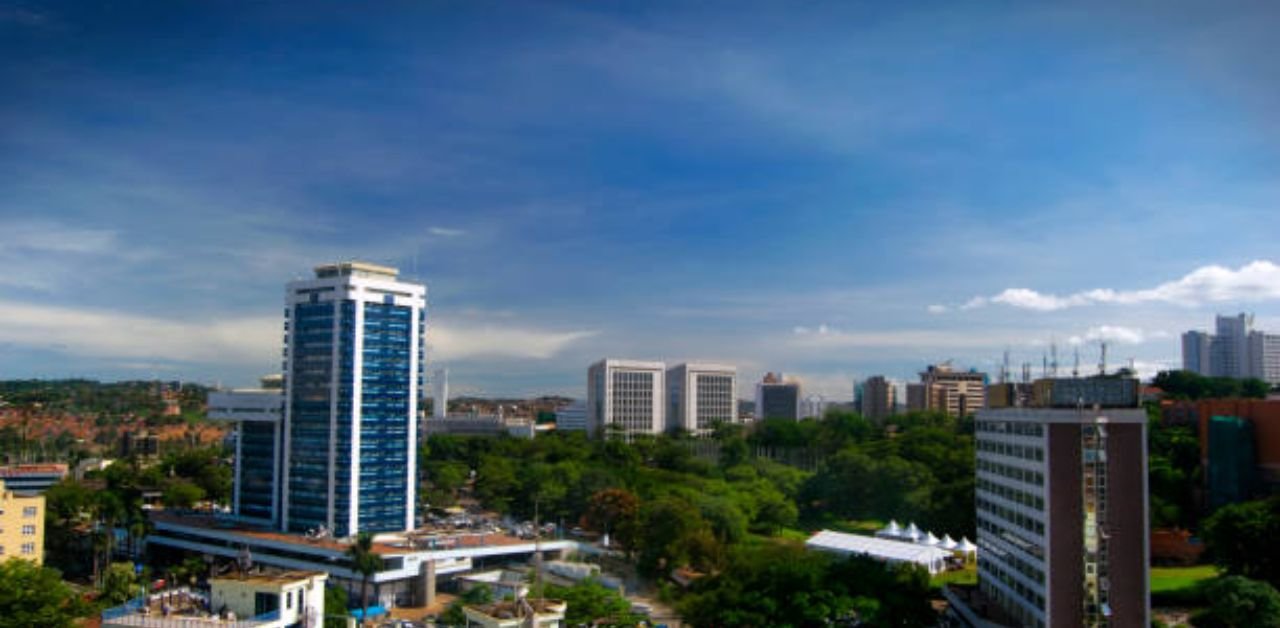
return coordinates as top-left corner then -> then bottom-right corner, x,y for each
345,532 -> 381,626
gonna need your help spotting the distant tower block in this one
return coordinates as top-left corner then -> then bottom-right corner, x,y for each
433,368 -> 448,419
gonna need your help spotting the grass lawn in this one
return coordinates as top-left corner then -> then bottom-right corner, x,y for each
930,565 -> 977,590
1150,565 -> 1219,594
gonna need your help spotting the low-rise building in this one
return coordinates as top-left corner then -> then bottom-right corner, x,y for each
464,599 -> 567,628
102,570 -> 327,628
0,479 -> 44,565
554,401 -> 588,432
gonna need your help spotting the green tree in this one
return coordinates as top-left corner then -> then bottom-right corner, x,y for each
680,543 -> 934,627
438,584 -> 492,626
323,585 -> 351,628
1193,576 -> 1280,628
545,578 -> 644,626
346,533 -> 381,626
163,480 -> 206,509
1203,497 -> 1280,584
100,562 -> 139,606
0,557 -> 88,628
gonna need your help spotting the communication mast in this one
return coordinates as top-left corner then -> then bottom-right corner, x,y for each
1099,342 -> 1108,376
1050,340 -> 1059,378
1073,347 -> 1081,378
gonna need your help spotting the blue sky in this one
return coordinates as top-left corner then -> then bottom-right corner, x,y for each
3,1 -> 1280,398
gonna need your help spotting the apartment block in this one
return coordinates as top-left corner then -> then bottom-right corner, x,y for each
0,479 -> 44,565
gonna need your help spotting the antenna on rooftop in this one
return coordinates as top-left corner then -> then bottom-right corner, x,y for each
1099,342 -> 1108,376
1050,340 -> 1059,378
1042,353 -> 1048,379
1073,347 -> 1081,379
1000,349 -> 1010,384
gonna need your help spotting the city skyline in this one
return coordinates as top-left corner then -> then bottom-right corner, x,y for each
4,3 -> 1280,398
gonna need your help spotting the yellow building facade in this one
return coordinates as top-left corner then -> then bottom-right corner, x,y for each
0,479 -> 45,566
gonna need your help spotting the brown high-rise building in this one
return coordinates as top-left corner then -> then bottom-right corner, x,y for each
917,363 -> 987,417
969,406 -> 1149,627
860,376 -> 896,421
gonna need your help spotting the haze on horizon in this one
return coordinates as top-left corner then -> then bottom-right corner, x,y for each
3,1 -> 1280,399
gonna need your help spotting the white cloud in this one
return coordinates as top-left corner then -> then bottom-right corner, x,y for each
429,226 -> 466,237
428,324 -> 596,360
0,299 -> 595,369
959,260 -> 1280,312
1067,325 -> 1147,346
0,300 -> 279,365
927,304 -> 948,314
788,323 -> 1026,350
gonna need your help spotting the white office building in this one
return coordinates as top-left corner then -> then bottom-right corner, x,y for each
586,359 -> 665,440
282,261 -> 426,537
666,363 -> 737,435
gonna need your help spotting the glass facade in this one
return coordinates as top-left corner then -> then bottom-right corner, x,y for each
357,301 -> 412,533
287,301 -> 340,534
239,422 -> 278,522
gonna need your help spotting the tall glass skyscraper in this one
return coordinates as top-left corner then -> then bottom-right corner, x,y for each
281,261 -> 426,537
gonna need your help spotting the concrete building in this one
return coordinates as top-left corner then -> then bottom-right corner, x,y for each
755,373 -> 801,421
554,400 -> 588,432
968,404 -> 1148,628
0,479 -> 44,565
146,511 -> 575,613
587,359 -> 665,440
424,414 -> 536,439
667,363 -> 737,435
860,376 -> 896,421
432,368 -> 449,419
463,599 -> 567,628
918,363 -> 987,418
1182,313 -> 1280,385
282,261 -> 426,537
905,383 -> 927,413
1182,330 -> 1212,376
102,570 -> 328,628
1166,398 -> 1280,504
207,383 -> 285,526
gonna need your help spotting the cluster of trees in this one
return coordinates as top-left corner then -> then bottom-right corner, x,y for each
679,543 -> 935,626
1152,370 -> 1271,401
44,447 -> 231,580
1177,496 -> 1280,626
421,408 -> 975,620
0,558 -> 91,628
1148,408 -> 1202,530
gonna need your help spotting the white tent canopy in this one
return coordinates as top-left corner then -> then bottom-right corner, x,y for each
876,520 -> 903,539
806,530 -> 952,575
940,534 -> 958,550
956,537 -> 978,554
904,522 -> 922,541
921,532 -> 940,546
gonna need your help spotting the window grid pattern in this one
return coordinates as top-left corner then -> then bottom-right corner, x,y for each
239,421 -> 278,521
287,301 -> 337,534
357,302 -> 412,532
694,374 -> 734,431
610,370 -> 656,439
976,417 -> 1049,627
